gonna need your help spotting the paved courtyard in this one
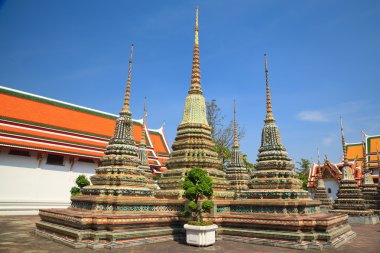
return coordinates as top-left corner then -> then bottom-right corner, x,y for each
0,216 -> 379,253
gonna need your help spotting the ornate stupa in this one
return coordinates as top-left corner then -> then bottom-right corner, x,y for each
138,97 -> 157,190
330,118 -> 377,224
70,44 -> 156,209
313,151 -> 333,210
360,133 -> 378,209
215,55 -> 356,249
156,7 -> 232,199
36,45 -> 185,249
246,55 -> 306,198
225,101 -> 250,191
376,146 -> 380,214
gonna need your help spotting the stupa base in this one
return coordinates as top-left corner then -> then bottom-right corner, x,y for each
219,229 -> 356,250
35,208 -> 185,249
347,215 -> 379,225
36,206 -> 356,250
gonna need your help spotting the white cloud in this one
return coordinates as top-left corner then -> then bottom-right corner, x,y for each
322,135 -> 335,145
296,110 -> 329,122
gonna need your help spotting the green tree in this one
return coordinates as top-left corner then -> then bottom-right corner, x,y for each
206,100 -> 246,160
70,175 -> 90,196
183,168 -> 214,223
296,158 -> 311,190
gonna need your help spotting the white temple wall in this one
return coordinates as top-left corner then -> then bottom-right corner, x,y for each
0,148 -> 96,215
324,179 -> 339,201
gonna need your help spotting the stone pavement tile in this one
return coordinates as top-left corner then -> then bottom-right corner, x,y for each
0,216 -> 379,253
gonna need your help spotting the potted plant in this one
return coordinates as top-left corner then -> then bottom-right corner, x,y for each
183,168 -> 217,246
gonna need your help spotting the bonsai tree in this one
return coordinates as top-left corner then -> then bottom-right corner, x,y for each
70,174 -> 90,196
183,168 -> 214,225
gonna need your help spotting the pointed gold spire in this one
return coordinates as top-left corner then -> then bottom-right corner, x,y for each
121,44 -> 134,114
195,6 -> 199,46
340,117 -> 349,166
140,97 -> 147,146
233,99 -> 239,148
264,54 -> 275,123
361,130 -> 368,173
188,7 -> 202,95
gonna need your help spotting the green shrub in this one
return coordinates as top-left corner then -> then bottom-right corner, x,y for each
188,220 -> 213,226
70,186 -> 80,196
183,168 -> 214,223
76,175 -> 90,188
181,211 -> 191,218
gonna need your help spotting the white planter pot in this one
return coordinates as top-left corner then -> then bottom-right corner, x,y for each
184,224 -> 218,246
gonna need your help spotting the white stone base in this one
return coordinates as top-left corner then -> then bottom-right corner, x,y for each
348,215 -> 379,225
184,224 -> 218,246
0,201 -> 70,215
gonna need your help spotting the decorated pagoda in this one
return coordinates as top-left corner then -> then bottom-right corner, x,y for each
36,44 -> 185,249
376,147 -> 380,214
156,8 -> 233,200
313,153 -> 333,210
330,118 -> 378,224
224,101 -> 250,192
360,133 -> 378,210
138,97 -> 157,190
214,55 -> 356,250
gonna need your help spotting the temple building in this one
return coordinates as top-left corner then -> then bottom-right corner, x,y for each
308,159 -> 359,200
307,133 -> 380,200
329,119 -> 378,224
0,85 -> 170,215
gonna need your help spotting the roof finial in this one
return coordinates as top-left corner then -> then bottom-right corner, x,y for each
188,7 -> 202,95
140,96 -> 147,146
340,116 -> 349,166
264,54 -> 275,123
317,148 -> 321,166
121,44 -> 134,114
317,148 -> 322,178
233,99 -> 239,148
361,130 -> 368,173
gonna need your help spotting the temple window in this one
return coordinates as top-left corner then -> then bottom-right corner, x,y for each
8,149 -> 30,156
46,154 -> 64,166
328,188 -> 332,194
78,158 -> 94,163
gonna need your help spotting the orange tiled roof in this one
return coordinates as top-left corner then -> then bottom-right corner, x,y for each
0,86 -> 170,163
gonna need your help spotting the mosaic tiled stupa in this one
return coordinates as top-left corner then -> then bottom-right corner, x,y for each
330,119 -> 377,224
36,45 -> 185,249
138,97 -> 157,190
313,157 -> 333,210
375,147 -> 380,214
156,8 -> 233,199
360,135 -> 378,210
224,101 -> 250,191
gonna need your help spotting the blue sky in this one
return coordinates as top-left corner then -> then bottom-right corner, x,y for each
1,0 -> 379,166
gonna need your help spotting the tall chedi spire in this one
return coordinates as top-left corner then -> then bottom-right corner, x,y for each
70,44 -> 155,212
138,97 -> 156,190
331,118 -> 374,220
225,100 -> 250,191
249,54 -> 305,195
157,7 -> 232,199
361,130 -> 378,209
